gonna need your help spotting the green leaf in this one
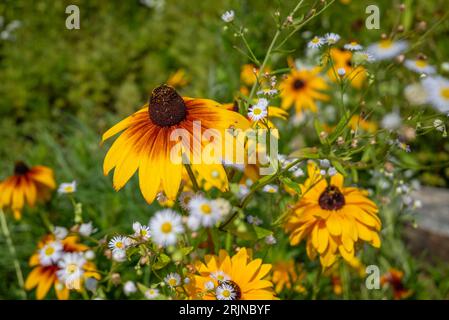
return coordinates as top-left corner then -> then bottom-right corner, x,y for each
180,246 -> 194,256
332,160 -> 347,177
152,253 -> 171,270
279,176 -> 302,194
288,147 -> 319,159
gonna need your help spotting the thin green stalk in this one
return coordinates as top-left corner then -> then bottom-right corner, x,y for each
184,164 -> 199,192
0,208 -> 27,299
312,269 -> 321,299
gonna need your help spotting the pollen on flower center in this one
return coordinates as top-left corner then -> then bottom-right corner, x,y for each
440,87 -> 449,100
14,161 -> 30,175
148,85 -> 187,127
67,264 -> 78,274
45,247 -> 55,256
161,222 -> 173,233
116,242 -> 124,248
415,59 -> 427,68
379,39 -> 393,49
201,204 -> 212,215
293,79 -> 305,90
318,185 -> 346,211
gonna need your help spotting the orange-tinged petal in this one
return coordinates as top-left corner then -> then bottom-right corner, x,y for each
101,107 -> 147,143
25,267 -> 44,290
36,269 -> 56,300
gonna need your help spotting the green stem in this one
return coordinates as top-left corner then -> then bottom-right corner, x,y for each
312,269 -> 321,299
184,164 -> 199,192
219,158 -> 302,231
0,208 -> 27,299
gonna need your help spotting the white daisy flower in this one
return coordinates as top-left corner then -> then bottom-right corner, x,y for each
108,235 -> 129,253
211,270 -> 231,282
79,221 -> 96,237
164,273 -> 181,287
367,39 -> 408,61
262,184 -> 278,193
57,181 -> 77,194
381,112 -> 402,130
344,41 -> 363,51
404,59 -> 436,75
433,119 -> 445,132
213,198 -> 231,217
236,184 -> 250,199
246,215 -> 263,226
319,159 -> 331,168
144,288 -> 159,299
257,88 -> 278,96
327,167 -> 338,176
56,252 -> 86,289
293,168 -> 305,178
265,234 -> 277,245
221,10 -> 235,23
39,240 -> 63,266
149,209 -> 184,247
248,104 -> 268,122
132,222 -> 151,241
178,191 -> 195,211
404,83 -> 428,106
186,215 -> 201,231
353,51 -> 376,63
123,281 -> 137,296
84,250 -> 95,260
112,250 -> 127,262
53,226 -> 68,240
307,36 -> 325,49
204,281 -> 215,290
442,62 -> 449,72
337,68 -> 346,76
216,282 -> 238,300
325,33 -> 340,45
187,195 -> 222,229
422,76 -> 449,112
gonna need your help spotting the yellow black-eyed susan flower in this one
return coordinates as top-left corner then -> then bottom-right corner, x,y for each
327,48 -> 366,89
279,66 -> 329,114
102,85 -> 249,204
0,162 -> 55,219
25,234 -> 100,300
285,162 -> 381,268
187,248 -> 276,300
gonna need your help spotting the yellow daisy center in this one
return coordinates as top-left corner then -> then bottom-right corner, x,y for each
115,241 -> 124,249
440,87 -> 449,100
64,186 -> 74,192
67,264 -> 78,274
201,204 -> 212,215
312,37 -> 320,44
253,108 -> 262,115
45,246 -> 55,256
379,39 -> 393,49
222,289 -> 231,298
350,41 -> 358,46
161,222 -> 173,233
415,60 -> 427,68
168,278 -> 177,286
140,229 -> 147,237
